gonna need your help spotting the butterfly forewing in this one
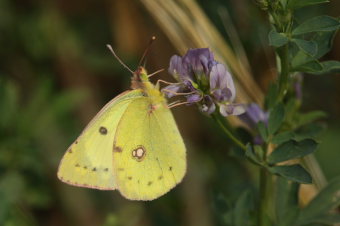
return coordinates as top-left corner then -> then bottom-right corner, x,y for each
57,90 -> 144,190
112,98 -> 186,200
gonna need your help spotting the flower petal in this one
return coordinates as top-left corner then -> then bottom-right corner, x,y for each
212,88 -> 232,102
182,48 -> 216,78
220,103 -> 246,117
210,64 -> 236,101
239,103 -> 268,128
168,55 -> 185,80
183,80 -> 196,91
161,84 -> 182,98
186,94 -> 202,103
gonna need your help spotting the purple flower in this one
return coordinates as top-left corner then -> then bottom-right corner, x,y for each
239,103 -> 269,129
293,74 -> 303,101
163,48 -> 245,117
239,103 -> 269,145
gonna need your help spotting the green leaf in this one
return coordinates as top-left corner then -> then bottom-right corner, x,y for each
245,144 -> 262,166
313,30 -> 338,58
269,164 -> 312,184
268,139 -> 318,164
292,60 -> 323,73
292,39 -> 317,56
268,103 -> 285,135
265,83 -> 279,109
287,0 -> 329,9
258,121 -> 268,142
297,111 -> 327,127
290,30 -> 337,70
269,29 -> 289,47
234,190 -> 252,226
291,51 -> 315,69
280,0 -> 289,8
254,145 -> 264,161
307,60 -> 340,75
272,131 -> 295,145
294,123 -> 326,140
297,176 -> 340,225
275,177 -> 300,226
292,16 -> 340,35
310,214 -> 340,224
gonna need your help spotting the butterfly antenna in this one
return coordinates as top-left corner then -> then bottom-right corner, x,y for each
106,44 -> 134,74
138,36 -> 156,67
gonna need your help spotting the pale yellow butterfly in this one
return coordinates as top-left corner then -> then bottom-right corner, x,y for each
57,46 -> 186,201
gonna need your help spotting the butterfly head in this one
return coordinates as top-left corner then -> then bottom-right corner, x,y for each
131,66 -> 167,105
131,66 -> 149,89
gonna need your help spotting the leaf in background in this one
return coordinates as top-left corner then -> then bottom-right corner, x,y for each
297,176 -> 340,225
292,16 -> 340,35
269,164 -> 312,184
269,29 -> 289,47
287,0 -> 329,10
279,0 -> 289,8
265,83 -> 279,109
292,60 -> 323,73
297,111 -> 327,127
294,123 -> 326,140
268,103 -> 285,135
234,190 -> 252,226
284,98 -> 299,124
290,30 -> 337,70
292,39 -> 317,56
306,60 -> 340,75
312,30 -> 338,59
257,122 -> 268,142
305,214 -> 340,224
291,51 -> 315,69
0,80 -> 19,129
245,144 -> 263,166
268,139 -> 318,164
272,131 -> 295,145
275,177 -> 300,226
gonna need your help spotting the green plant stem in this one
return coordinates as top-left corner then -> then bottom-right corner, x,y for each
258,167 -> 271,226
211,114 -> 247,151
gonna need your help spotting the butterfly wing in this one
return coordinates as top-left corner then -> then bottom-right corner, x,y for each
57,90 -> 144,190
112,98 -> 186,200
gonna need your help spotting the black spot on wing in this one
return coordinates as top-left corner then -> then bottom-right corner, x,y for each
113,146 -> 123,152
99,126 -> 108,135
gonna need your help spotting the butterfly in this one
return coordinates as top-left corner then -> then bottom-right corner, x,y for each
57,45 -> 186,201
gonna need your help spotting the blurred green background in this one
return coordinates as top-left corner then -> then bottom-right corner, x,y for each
0,0 -> 339,225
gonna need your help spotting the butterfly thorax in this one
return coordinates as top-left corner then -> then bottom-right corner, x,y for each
131,67 -> 167,107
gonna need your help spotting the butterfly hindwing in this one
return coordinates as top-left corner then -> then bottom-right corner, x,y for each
57,90 -> 144,190
112,97 -> 186,200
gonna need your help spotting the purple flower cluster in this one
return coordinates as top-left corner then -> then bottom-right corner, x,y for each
163,48 -> 245,117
